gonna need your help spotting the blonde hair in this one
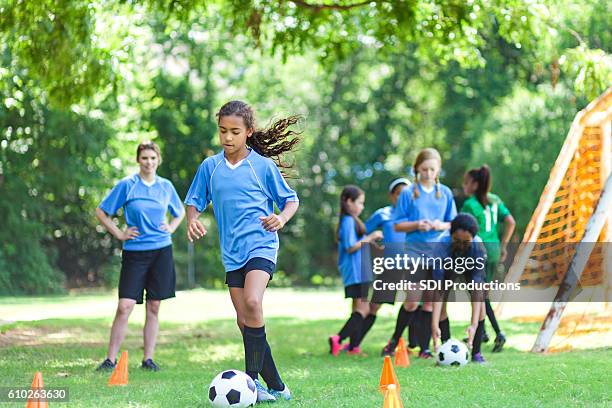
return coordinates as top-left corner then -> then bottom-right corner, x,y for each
413,148 -> 442,199
136,141 -> 162,163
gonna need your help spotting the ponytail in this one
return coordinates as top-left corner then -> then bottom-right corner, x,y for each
466,165 -> 492,207
216,100 -> 302,170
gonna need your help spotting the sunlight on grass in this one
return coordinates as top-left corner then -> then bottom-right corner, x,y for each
187,344 -> 243,365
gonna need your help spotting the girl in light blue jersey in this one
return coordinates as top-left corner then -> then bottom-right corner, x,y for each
329,185 -> 382,356
95,141 -> 185,372
185,101 -> 300,402
382,148 -> 457,359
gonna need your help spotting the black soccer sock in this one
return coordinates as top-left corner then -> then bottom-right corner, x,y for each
407,305 -> 421,348
391,306 -> 414,343
348,313 -> 365,349
355,314 -> 377,346
439,318 -> 451,342
418,310 -> 432,351
472,319 -> 485,356
260,340 -> 284,391
243,325 -> 266,380
338,312 -> 362,342
485,299 -> 501,335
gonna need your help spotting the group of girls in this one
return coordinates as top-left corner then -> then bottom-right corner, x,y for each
330,148 -> 515,364
93,97 -> 515,408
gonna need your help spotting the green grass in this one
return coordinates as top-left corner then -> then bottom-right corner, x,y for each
0,292 -> 610,407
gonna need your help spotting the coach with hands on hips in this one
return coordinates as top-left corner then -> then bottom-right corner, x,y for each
95,141 -> 185,372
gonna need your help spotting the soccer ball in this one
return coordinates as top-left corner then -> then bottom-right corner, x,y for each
208,369 -> 257,407
436,339 -> 469,367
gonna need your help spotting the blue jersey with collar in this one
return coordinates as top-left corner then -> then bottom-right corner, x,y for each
184,149 -> 299,272
338,215 -> 371,286
393,183 -> 457,243
365,206 -> 405,243
99,174 -> 184,251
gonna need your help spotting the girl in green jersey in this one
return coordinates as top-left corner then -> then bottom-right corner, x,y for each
462,165 -> 515,352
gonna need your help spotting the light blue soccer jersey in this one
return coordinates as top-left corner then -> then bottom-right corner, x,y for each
393,183 -> 457,258
338,215 -> 371,286
184,149 -> 299,272
393,183 -> 457,243
99,174 -> 184,251
365,206 -> 405,244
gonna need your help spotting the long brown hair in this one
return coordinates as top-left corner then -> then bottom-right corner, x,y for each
413,148 -> 441,199
216,100 -> 302,169
466,165 -> 492,207
337,185 -> 366,241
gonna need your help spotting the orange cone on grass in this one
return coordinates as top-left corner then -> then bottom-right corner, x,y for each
108,351 -> 128,386
26,371 -> 48,408
394,337 -> 410,368
383,384 -> 404,408
379,355 -> 399,393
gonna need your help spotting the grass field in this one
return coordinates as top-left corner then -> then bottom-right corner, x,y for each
1,289 -> 610,407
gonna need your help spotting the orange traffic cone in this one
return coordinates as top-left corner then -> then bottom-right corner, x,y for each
108,351 -> 128,386
379,355 -> 399,393
383,384 -> 404,408
394,338 -> 410,368
26,371 -> 48,408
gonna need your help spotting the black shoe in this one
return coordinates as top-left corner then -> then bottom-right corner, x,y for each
492,333 -> 506,353
482,330 -> 490,343
141,358 -> 160,371
381,339 -> 398,357
96,358 -> 116,372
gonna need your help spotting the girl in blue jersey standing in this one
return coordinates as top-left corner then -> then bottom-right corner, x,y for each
95,141 -> 185,372
185,101 -> 300,403
362,178 -> 412,347
329,185 -> 382,356
382,148 -> 457,358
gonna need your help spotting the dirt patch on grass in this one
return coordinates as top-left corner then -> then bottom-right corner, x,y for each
0,325 -> 106,348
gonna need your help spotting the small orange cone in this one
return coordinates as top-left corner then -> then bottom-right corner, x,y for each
26,371 -> 48,408
108,351 -> 128,386
383,384 -> 404,408
394,338 -> 410,368
379,355 -> 399,393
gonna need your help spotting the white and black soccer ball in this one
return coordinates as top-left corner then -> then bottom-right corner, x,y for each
208,369 -> 257,407
436,339 -> 469,367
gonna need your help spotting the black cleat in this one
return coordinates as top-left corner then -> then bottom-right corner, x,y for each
482,330 -> 490,343
492,333 -> 506,353
141,358 -> 160,371
95,358 -> 116,372
381,339 -> 398,357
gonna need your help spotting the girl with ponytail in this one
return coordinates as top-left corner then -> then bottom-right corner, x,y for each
381,147 -> 457,359
462,164 -> 516,352
329,185 -> 382,357
185,101 -> 301,402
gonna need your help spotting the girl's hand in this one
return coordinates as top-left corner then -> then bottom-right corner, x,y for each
187,219 -> 207,242
500,245 -> 508,263
430,220 -> 444,231
160,223 -> 175,234
432,325 -> 442,352
466,324 -> 477,348
259,214 -> 286,232
368,230 -> 383,242
117,226 -> 139,241
417,220 -> 432,231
